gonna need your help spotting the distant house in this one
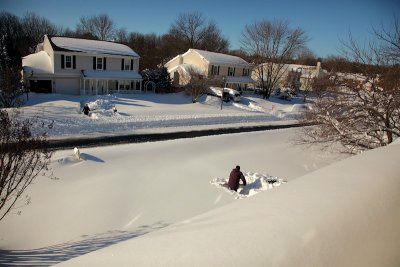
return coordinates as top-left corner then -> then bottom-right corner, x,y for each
164,49 -> 254,91
252,62 -> 326,91
22,35 -> 142,95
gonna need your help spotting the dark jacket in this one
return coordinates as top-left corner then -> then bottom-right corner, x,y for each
82,105 -> 90,115
228,168 -> 246,191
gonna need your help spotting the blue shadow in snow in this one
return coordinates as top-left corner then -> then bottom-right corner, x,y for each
80,153 -> 105,163
0,221 -> 169,266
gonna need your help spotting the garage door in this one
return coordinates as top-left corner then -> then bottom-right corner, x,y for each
30,80 -> 52,93
55,79 -> 79,95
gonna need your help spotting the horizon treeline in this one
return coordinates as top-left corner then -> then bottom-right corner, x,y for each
0,11 -> 369,72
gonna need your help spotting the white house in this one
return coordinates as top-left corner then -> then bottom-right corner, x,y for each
165,49 -> 254,91
22,35 -> 143,95
252,61 -> 327,91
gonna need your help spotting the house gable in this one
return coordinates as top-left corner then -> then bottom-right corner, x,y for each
165,49 -> 254,89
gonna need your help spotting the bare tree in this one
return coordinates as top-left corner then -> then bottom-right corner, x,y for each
299,19 -> 400,153
76,14 -> 115,41
181,67 -> 220,103
241,19 -> 308,99
168,12 -> 229,53
21,12 -> 58,52
373,15 -> 400,63
0,110 -> 53,220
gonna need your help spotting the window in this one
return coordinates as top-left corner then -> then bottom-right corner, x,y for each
124,63 -> 130,70
211,65 -> 219,76
243,68 -> 250,76
228,67 -> 235,76
65,56 -> 72,69
97,58 -> 103,70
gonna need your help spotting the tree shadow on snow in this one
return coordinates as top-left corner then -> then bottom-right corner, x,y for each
0,221 -> 169,266
80,153 -> 105,163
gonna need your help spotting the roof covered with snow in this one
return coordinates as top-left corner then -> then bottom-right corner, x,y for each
189,49 -> 251,66
49,36 -> 139,57
22,51 -> 53,75
169,63 -> 206,76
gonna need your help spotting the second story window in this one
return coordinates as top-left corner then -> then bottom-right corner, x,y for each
97,58 -> 103,70
228,67 -> 235,77
65,56 -> 72,68
124,63 -> 130,70
243,68 -> 250,76
211,65 -> 219,76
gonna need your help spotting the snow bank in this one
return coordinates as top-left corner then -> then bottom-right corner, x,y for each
57,143 -> 400,267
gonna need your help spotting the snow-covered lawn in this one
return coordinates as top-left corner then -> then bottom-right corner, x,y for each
0,92 -> 399,266
14,91 -> 303,138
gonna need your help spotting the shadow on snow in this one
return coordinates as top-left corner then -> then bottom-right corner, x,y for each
0,221 -> 169,266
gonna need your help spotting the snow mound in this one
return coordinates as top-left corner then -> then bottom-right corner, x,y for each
232,102 -> 265,112
88,97 -> 114,111
55,155 -> 82,166
290,103 -> 310,112
210,172 -> 286,199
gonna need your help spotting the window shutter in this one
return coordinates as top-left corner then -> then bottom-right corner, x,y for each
103,57 -> 107,70
233,67 -> 236,76
73,55 -> 76,69
130,59 -> 133,70
93,57 -> 96,70
217,66 -> 220,75
121,58 -> 124,70
116,81 -> 119,90
61,55 -> 65,69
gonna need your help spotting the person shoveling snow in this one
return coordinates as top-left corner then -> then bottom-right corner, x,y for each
228,165 -> 247,192
82,103 -> 91,116
211,171 -> 287,199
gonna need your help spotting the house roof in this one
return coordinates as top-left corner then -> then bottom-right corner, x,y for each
169,64 -> 206,76
189,49 -> 251,67
48,36 -> 139,57
165,49 -> 252,68
22,51 -> 53,75
82,70 -> 142,80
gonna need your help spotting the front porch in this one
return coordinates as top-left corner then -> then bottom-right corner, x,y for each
80,70 -> 143,96
225,76 -> 255,92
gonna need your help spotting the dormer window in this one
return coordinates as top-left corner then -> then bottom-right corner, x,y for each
243,68 -> 250,76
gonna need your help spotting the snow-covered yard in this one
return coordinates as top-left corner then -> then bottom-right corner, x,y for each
0,92 -> 399,266
14,91 -> 304,139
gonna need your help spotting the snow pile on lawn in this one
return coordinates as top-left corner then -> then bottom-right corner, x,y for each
210,172 -> 286,199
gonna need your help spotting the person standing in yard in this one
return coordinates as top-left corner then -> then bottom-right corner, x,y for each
228,165 -> 247,192
82,103 -> 91,116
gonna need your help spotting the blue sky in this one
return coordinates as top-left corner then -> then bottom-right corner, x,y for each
2,0 -> 399,57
